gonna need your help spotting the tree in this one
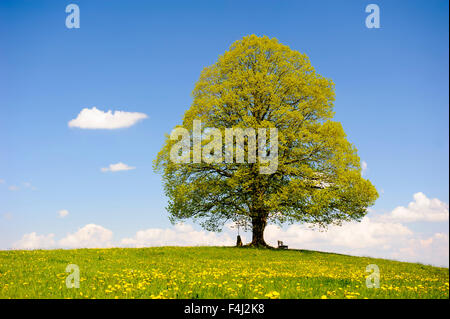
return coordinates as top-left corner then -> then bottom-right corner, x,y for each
155,35 -> 378,247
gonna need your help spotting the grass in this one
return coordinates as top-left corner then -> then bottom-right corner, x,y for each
0,246 -> 448,299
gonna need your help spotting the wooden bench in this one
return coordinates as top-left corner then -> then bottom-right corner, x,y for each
277,240 -> 288,249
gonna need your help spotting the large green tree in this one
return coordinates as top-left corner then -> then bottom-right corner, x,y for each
155,35 -> 378,247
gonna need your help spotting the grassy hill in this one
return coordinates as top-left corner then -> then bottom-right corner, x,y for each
0,246 -> 448,299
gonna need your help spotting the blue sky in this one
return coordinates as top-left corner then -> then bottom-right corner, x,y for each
0,0 -> 448,266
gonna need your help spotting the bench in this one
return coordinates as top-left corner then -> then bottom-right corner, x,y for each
277,240 -> 288,249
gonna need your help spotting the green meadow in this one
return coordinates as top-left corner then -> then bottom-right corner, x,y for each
0,247 -> 448,299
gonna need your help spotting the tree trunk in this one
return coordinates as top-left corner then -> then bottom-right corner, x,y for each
236,235 -> 243,247
249,215 -> 270,247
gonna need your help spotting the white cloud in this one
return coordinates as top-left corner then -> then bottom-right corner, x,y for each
120,220 -> 448,266
23,182 -> 37,190
13,224 -> 113,250
258,192 -> 449,267
121,223 -> 235,247
12,223 -> 234,251
68,107 -> 148,129
390,233 -> 449,267
7,182 -> 36,191
256,193 -> 449,266
263,217 -> 412,251
9,192 -> 450,267
260,218 -> 449,266
58,209 -> 69,218
380,192 -> 449,223
101,162 -> 136,172
58,224 -> 113,248
0,178 -> 5,184
13,232 -> 55,250
361,161 -> 368,176
13,221 -> 447,266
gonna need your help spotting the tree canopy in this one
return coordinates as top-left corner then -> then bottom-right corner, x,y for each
155,35 -> 378,247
